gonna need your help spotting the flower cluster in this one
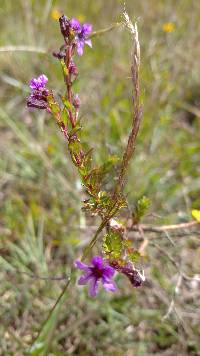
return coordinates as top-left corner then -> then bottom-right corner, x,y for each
27,74 -> 49,110
27,15 -> 92,112
59,15 -> 92,56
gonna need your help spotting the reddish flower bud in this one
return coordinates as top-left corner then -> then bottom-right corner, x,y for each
111,261 -> 145,288
69,61 -> 78,75
27,90 -> 49,110
52,50 -> 66,60
59,15 -> 70,38
73,94 -> 81,109
122,267 -> 145,287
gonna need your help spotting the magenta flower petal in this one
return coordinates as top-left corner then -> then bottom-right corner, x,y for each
89,278 -> 99,297
76,40 -> 84,56
102,265 -> 115,278
91,256 -> 103,268
38,74 -> 48,86
85,39 -> 92,48
29,74 -> 48,91
82,23 -> 92,35
78,272 -> 92,285
70,18 -> 81,32
75,260 -> 90,271
74,21 -> 92,56
29,79 -> 38,90
102,278 -> 117,292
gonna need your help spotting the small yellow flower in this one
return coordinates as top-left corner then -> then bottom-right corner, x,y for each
192,209 -> 200,222
162,22 -> 175,33
51,9 -> 62,21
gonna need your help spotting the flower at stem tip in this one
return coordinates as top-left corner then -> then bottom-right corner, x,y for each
59,15 -> 92,56
29,74 -> 48,91
75,256 -> 117,297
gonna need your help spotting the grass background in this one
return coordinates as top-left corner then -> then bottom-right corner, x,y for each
0,0 -> 200,354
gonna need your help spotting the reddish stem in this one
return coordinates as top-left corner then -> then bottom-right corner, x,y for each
65,45 -> 76,128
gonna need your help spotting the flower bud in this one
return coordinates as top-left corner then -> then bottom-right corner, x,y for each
59,15 -> 70,38
123,268 -> 145,287
69,61 -> 78,75
111,261 -> 145,288
27,90 -> 49,110
73,94 -> 81,109
52,50 -> 66,60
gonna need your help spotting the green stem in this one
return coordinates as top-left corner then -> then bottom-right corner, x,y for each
90,22 -> 122,38
29,277 -> 71,352
81,202 -> 120,261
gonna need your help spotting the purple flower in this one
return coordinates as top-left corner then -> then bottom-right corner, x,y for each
82,23 -> 92,36
75,256 -> 117,297
70,18 -> 81,32
59,15 -> 92,56
29,74 -> 48,91
75,22 -> 92,56
27,74 -> 49,110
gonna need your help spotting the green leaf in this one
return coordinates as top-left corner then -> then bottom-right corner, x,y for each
60,59 -> 69,77
68,125 -> 82,138
132,196 -> 151,223
78,166 -> 88,177
68,140 -> 82,154
82,148 -> 94,171
103,231 -> 123,259
62,97 -> 72,110
49,102 -> 61,115
61,109 -> 69,126
47,95 -> 61,115
128,250 -> 141,263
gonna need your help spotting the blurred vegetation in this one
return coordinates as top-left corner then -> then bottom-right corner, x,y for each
0,0 -> 200,354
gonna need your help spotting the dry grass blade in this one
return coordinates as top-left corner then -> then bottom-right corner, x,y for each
114,11 -> 142,196
90,22 -> 122,38
0,46 -> 47,53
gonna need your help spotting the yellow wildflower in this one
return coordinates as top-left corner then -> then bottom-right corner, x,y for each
192,209 -> 200,222
51,9 -> 62,21
162,22 -> 175,33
